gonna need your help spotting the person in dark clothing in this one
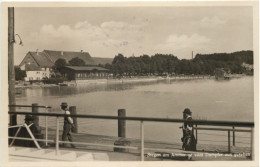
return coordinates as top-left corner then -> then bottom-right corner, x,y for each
13,115 -> 43,147
61,102 -> 75,148
180,108 -> 196,151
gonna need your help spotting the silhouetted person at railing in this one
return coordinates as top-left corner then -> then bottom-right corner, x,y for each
61,102 -> 75,148
180,108 -> 196,151
12,115 -> 43,147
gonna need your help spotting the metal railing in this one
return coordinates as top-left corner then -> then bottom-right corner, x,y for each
9,105 -> 51,108
8,110 -> 254,161
9,104 -> 51,147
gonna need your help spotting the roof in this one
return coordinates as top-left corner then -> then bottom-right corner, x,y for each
63,66 -> 108,71
43,50 -> 95,65
25,63 -> 42,71
29,52 -> 54,67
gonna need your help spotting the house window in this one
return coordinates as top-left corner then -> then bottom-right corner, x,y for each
29,77 -> 33,81
36,72 -> 40,74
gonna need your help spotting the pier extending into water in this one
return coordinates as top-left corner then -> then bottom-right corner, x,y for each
8,104 -> 254,161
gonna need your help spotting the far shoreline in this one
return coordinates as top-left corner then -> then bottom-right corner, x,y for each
15,74 -> 252,89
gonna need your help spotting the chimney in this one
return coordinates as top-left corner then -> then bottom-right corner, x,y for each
36,49 -> 39,55
61,51 -> 63,56
192,51 -> 193,59
81,50 -> 83,54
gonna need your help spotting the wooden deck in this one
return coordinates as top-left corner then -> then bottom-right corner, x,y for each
42,128 -> 251,161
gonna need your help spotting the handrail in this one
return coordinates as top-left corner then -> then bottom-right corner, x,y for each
193,127 -> 252,132
8,111 -> 254,127
9,105 -> 51,108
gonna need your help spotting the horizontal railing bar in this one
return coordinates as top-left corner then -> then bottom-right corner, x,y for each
194,127 -> 252,132
59,141 -> 139,150
8,137 -> 54,143
8,124 -> 24,128
8,136 -> 138,150
9,105 -> 51,108
8,111 -> 254,127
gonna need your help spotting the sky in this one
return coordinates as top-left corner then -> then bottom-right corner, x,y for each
14,6 -> 253,65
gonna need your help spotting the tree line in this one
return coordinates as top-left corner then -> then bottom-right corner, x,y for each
100,50 -> 253,76
15,50 -> 253,80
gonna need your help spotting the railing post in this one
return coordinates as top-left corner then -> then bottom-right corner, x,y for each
140,120 -> 144,161
32,103 -> 39,127
232,126 -> 235,146
251,127 -> 254,160
45,107 -> 48,147
56,116 -> 59,155
118,109 -> 126,138
228,130 -> 230,153
195,124 -> 198,143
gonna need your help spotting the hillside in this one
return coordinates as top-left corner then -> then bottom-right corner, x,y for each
194,50 -> 253,65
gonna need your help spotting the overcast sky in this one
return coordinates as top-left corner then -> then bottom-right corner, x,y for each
14,6 -> 253,65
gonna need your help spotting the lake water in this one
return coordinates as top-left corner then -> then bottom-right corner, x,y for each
16,77 -> 254,147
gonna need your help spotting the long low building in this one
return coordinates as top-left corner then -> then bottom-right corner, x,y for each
60,66 -> 112,80
19,49 -> 113,81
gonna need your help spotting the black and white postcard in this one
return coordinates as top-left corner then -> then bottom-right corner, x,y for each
1,1 -> 259,167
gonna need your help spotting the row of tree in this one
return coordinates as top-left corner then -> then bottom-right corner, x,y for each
16,50 -> 253,80
101,50 -> 253,76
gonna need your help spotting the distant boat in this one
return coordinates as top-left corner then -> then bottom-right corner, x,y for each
215,68 -> 231,80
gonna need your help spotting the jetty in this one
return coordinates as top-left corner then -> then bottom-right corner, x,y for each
8,104 -> 254,161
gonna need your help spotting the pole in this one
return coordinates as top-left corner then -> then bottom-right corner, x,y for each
251,127 -> 254,160
32,103 -> 39,127
56,116 -> 59,155
228,130 -> 230,153
195,124 -> 198,143
45,107 -> 48,146
140,121 -> 144,161
232,126 -> 235,146
118,109 -> 126,138
8,7 -> 16,126
69,106 -> 78,133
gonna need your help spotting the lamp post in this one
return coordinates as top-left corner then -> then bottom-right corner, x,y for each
8,7 -> 23,126
8,7 -> 16,126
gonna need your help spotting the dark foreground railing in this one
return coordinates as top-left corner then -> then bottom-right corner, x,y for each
8,110 -> 254,161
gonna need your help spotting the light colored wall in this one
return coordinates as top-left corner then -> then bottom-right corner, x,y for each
24,69 -> 51,81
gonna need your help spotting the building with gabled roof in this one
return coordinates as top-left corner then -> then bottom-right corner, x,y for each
20,51 -> 54,68
19,51 -> 52,81
19,49 -> 113,81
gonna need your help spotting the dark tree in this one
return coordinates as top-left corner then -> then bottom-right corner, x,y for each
54,58 -> 67,71
69,57 -> 86,66
112,54 -> 127,75
15,66 -> 26,81
109,50 -> 253,76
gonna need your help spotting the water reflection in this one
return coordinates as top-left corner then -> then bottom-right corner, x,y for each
19,78 -> 218,97
20,80 -> 166,97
